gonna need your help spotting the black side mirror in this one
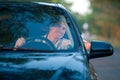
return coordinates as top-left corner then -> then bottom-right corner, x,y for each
89,40 -> 113,59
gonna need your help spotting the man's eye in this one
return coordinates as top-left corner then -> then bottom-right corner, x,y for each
61,26 -> 66,30
63,27 -> 66,30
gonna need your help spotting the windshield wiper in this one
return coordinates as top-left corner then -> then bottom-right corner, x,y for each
0,46 -> 56,52
14,48 -> 56,52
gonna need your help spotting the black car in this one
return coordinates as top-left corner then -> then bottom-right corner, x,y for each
0,2 -> 113,80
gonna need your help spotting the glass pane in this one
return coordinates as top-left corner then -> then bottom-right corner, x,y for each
0,3 -> 75,51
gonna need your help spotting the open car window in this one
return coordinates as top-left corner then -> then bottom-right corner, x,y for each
0,2 -> 79,51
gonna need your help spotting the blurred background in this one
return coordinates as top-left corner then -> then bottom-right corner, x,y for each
1,0 -> 120,80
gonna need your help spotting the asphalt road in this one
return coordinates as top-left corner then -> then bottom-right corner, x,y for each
90,47 -> 120,80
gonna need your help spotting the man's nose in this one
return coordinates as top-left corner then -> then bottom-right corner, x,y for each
59,29 -> 64,32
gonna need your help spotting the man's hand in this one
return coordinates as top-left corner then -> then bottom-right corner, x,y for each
83,40 -> 91,51
14,37 -> 25,48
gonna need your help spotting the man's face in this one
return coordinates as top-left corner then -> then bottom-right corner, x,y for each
50,22 -> 66,39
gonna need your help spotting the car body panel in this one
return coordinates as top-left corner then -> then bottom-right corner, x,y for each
0,51 -> 90,80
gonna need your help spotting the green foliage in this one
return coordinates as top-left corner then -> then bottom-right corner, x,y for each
71,0 -> 120,46
88,0 -> 120,46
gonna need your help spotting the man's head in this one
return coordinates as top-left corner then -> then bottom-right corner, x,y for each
48,21 -> 66,40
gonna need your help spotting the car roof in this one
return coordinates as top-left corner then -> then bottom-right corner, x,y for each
0,1 -> 67,10
35,2 -> 66,9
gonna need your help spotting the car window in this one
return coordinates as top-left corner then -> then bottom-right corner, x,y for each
0,3 -> 79,51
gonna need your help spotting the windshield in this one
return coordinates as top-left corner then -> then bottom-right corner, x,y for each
0,2 -> 79,51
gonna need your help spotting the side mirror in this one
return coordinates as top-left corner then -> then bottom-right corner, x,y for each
89,40 -> 113,59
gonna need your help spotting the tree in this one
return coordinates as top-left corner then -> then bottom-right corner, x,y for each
89,0 -> 120,46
